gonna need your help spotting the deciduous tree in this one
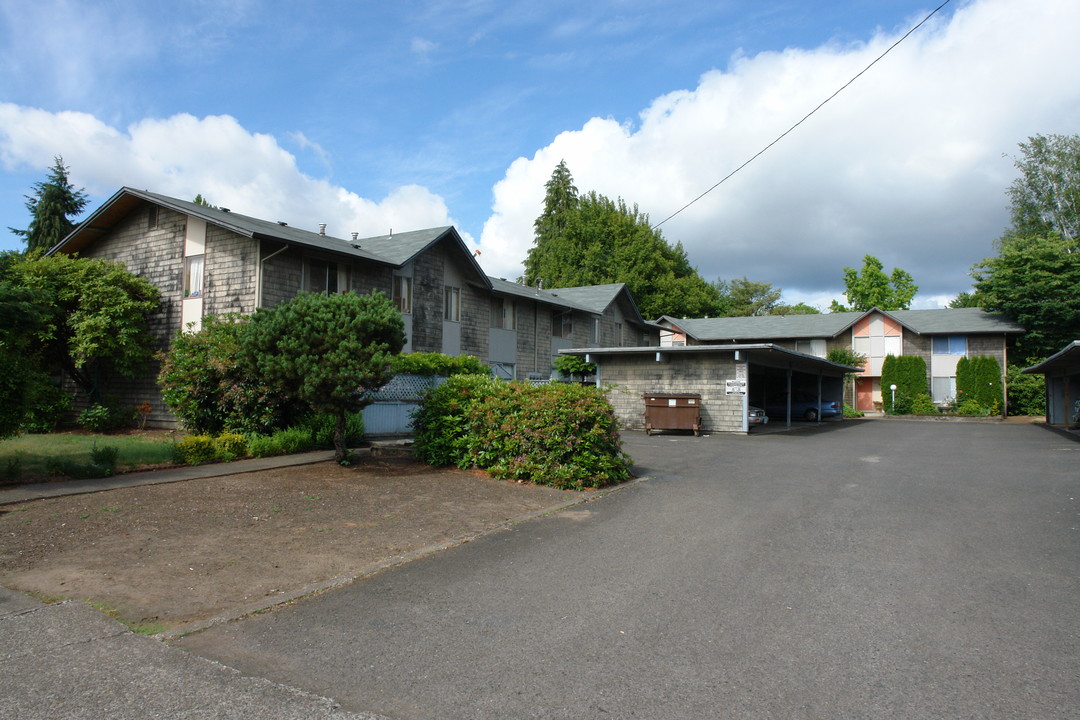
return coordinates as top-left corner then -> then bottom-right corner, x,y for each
970,134 -> 1080,358
830,254 -> 917,312
7,254 -> 160,402
971,232 -> 1080,357
1006,133 -> 1080,241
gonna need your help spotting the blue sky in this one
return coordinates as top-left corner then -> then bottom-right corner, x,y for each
2,0 -> 1078,309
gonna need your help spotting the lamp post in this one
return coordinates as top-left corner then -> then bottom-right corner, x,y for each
890,384 -> 897,412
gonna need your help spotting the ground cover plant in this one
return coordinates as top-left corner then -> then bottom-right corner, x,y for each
412,375 -> 631,490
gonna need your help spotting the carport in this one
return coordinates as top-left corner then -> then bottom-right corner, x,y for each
561,343 -> 856,434
1022,341 -> 1080,431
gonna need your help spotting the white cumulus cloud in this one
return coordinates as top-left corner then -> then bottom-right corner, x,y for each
478,0 -> 1080,308
0,105 -> 467,245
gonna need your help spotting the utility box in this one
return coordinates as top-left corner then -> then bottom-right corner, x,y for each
643,393 -> 702,436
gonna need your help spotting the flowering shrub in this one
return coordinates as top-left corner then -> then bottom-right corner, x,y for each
157,314 -> 304,435
413,376 -> 631,490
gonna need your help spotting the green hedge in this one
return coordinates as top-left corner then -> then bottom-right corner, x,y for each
389,352 -> 490,377
412,376 -> 631,490
1005,362 -> 1045,416
880,354 -> 927,414
956,355 -> 1003,414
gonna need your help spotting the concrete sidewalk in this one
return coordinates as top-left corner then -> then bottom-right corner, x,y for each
0,443 -> 607,719
0,447 -> 409,719
0,586 -> 386,720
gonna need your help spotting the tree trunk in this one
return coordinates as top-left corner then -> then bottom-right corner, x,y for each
333,409 -> 348,463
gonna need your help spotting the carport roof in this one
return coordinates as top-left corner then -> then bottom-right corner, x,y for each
1021,341 -> 1080,374
561,343 -> 859,376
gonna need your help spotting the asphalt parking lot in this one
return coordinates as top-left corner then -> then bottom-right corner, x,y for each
175,419 -> 1080,719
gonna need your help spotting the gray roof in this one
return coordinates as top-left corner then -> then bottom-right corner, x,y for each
888,308 -> 1024,334
661,307 -> 1024,341
486,277 -> 598,314
49,187 -> 489,286
546,284 -> 624,314
1022,341 -> 1080,374
560,343 -> 859,376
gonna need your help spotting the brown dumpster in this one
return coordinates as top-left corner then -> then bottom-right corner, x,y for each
643,393 -> 702,436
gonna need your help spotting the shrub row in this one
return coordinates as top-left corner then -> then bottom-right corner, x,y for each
170,411 -> 364,466
412,376 -> 631,490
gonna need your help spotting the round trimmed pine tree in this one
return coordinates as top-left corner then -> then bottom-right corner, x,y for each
242,291 -> 405,462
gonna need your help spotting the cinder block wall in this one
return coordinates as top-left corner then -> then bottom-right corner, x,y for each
596,353 -> 746,433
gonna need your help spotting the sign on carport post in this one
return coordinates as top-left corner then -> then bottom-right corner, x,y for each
725,379 -> 746,395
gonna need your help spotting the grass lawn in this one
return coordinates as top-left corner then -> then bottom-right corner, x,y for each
1,431 -> 178,482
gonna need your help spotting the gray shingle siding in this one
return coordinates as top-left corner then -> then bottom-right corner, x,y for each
77,205 -> 185,427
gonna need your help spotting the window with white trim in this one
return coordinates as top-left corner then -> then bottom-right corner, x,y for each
932,335 -> 967,355
932,376 -> 956,404
444,286 -> 461,322
183,255 -> 204,298
393,275 -> 412,313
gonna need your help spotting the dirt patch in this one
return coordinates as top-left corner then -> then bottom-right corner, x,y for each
0,456 -> 580,631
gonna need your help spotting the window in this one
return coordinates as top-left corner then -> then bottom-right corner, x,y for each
932,376 -> 956,404
492,298 -> 516,329
795,339 -> 827,358
305,258 -> 339,294
148,205 -> 159,229
393,275 -> 412,313
490,362 -> 515,380
183,254 -> 204,298
444,287 -> 461,322
932,335 -> 967,355
553,311 -> 572,338
615,322 -> 624,346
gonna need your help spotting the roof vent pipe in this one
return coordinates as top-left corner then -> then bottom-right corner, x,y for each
318,223 -> 327,236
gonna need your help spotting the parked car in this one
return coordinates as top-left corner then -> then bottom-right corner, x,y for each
764,392 -> 839,422
748,406 -> 769,425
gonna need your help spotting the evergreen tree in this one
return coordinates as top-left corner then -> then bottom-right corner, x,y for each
241,291 -> 405,462
9,156 -> 89,254
523,163 -> 724,319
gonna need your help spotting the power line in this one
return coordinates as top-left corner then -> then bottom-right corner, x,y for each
652,0 -> 954,230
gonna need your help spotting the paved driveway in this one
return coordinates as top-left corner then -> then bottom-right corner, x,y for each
177,420 -> 1080,719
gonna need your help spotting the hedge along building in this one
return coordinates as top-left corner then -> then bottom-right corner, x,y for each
656,308 -> 1024,413
560,344 -> 857,433
47,187 -> 658,427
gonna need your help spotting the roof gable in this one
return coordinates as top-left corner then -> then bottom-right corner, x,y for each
660,307 -> 1024,341
48,187 -> 490,288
